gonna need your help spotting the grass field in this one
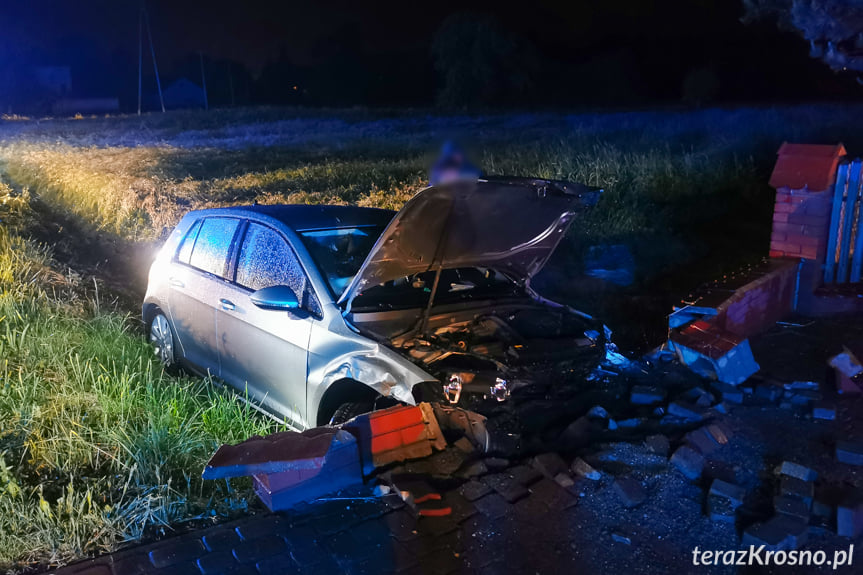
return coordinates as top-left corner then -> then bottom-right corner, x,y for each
0,104 -> 861,571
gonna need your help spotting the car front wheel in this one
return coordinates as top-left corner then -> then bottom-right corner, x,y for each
149,311 -> 178,372
329,401 -> 374,426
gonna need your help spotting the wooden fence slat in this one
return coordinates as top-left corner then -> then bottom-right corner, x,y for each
824,162 -> 849,284
837,160 -> 862,283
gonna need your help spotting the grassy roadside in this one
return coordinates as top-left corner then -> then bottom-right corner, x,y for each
0,180 -> 281,572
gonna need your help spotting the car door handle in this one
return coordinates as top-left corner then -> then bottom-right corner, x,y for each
219,298 -> 235,311
169,277 -> 184,288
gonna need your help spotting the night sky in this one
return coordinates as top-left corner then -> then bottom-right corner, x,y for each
2,0 -> 860,109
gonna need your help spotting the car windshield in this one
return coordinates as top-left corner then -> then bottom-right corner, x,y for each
349,267 -> 524,311
298,226 -> 385,296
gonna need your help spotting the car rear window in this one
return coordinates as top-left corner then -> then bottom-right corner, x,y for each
236,223 -> 321,316
189,217 -> 240,278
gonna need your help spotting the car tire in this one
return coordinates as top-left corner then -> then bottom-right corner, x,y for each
148,311 -> 180,374
329,401 -> 374,426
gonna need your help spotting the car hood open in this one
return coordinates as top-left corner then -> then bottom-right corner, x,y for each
338,177 -> 601,307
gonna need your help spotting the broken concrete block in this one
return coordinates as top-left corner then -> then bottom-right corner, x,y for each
669,321 -> 760,385
531,452 -> 568,479
670,445 -> 705,480
612,477 -> 646,508
837,500 -> 863,538
812,402 -> 836,421
630,385 -> 666,405
554,472 -> 575,489
432,404 -> 489,451
710,382 -> 744,404
836,441 -> 863,466
571,458 -> 601,480
667,401 -> 704,422
779,476 -> 814,506
774,495 -> 810,523
708,479 -> 746,508
778,461 -> 817,482
644,434 -> 670,457
610,531 -> 632,544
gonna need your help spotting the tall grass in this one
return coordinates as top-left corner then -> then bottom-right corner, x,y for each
0,181 -> 282,571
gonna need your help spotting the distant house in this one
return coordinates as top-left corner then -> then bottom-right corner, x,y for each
159,78 -> 206,110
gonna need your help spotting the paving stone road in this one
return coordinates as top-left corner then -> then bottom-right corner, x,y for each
50,468 -> 581,575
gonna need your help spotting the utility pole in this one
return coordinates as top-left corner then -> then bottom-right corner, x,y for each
144,7 -> 165,113
199,52 -> 209,110
137,8 -> 143,115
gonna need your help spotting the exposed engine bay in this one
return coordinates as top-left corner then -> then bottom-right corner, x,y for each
349,299 -> 605,405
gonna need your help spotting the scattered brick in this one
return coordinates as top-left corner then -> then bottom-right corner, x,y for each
610,532 -> 632,545
667,401 -> 704,422
509,464 -> 543,486
705,423 -> 731,446
685,428 -> 719,455
836,441 -> 863,466
473,493 -> 510,520
644,434 -> 670,457
482,473 -> 529,503
571,457 -> 601,480
707,496 -> 736,523
554,472 -> 576,489
531,452 -> 568,479
708,479 -> 746,507
629,385 -> 666,405
812,402 -> 836,420
711,381 -> 743,405
587,405 -> 609,419
779,476 -> 814,506
612,477 -> 646,508
458,480 -> 491,502
837,500 -> 863,537
742,515 -> 808,551
670,445 -> 705,480
774,495 -> 810,523
754,383 -> 783,403
778,461 -> 817,482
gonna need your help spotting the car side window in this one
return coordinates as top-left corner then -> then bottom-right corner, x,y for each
236,223 -> 322,317
188,217 -> 240,278
176,219 -> 202,264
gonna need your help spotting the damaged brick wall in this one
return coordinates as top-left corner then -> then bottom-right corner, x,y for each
713,260 -> 799,337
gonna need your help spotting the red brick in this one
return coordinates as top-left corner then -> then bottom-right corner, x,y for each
772,212 -> 790,223
771,232 -> 786,242
769,250 -> 786,258
774,203 -> 796,214
775,192 -> 792,203
804,201 -> 832,216
773,222 -> 805,235
771,241 -> 802,255
787,212 -> 829,225
787,235 -> 823,247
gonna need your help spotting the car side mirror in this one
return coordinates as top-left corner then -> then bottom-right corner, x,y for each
250,285 -> 300,311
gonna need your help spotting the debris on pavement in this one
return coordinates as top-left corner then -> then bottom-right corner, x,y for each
829,346 -> 863,394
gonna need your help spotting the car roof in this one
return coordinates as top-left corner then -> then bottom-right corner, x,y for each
193,204 -> 396,232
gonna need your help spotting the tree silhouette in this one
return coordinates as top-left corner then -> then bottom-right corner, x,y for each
743,0 -> 863,73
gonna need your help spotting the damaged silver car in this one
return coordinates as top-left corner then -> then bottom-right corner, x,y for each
142,177 -> 604,430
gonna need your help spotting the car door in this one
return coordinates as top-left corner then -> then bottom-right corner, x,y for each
215,221 -> 322,428
167,216 -> 241,374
